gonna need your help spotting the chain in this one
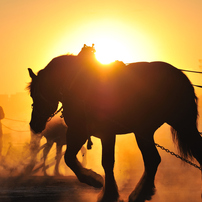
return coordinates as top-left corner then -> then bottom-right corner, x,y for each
155,143 -> 202,171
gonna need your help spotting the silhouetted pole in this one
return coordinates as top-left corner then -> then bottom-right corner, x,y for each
0,106 -> 5,157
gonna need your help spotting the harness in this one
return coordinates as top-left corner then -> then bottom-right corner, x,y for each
37,91 -> 93,150
33,45 -> 95,150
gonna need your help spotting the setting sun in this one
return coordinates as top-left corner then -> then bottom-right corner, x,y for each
94,37 -> 125,64
46,18 -> 159,67
75,21 -> 157,65
93,32 -> 154,64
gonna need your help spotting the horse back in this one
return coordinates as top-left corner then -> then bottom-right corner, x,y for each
85,61 -> 195,132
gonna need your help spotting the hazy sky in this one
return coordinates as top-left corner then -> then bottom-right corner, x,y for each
1,0 -> 202,94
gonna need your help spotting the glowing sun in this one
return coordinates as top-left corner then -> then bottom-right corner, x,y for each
86,33 -> 135,64
52,21 -> 157,65
95,39 -> 120,64
92,35 -> 134,64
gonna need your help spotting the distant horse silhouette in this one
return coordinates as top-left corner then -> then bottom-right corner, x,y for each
40,117 -> 67,176
28,117 -> 87,176
28,44 -> 202,202
41,117 -> 87,176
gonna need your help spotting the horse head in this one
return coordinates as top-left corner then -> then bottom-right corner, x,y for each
77,44 -> 97,66
78,44 -> 95,57
28,68 -> 59,134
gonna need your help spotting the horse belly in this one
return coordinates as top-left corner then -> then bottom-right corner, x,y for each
88,80 -> 173,134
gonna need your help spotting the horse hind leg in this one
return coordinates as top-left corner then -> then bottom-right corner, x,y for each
97,134 -> 123,202
129,131 -> 161,202
54,144 -> 63,176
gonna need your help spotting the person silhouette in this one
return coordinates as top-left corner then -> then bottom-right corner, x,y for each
0,106 -> 5,157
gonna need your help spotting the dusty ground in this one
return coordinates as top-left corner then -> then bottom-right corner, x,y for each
0,125 -> 201,202
0,168 -> 200,202
0,176 -> 101,202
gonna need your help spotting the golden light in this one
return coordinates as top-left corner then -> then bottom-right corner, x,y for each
94,37 -> 125,64
49,19 -> 158,66
89,30 -> 135,64
85,26 -> 157,64
93,34 -> 149,65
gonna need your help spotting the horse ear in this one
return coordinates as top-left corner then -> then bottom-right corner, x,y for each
28,68 -> 37,79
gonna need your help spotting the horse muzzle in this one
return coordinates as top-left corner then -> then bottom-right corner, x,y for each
29,119 -> 46,134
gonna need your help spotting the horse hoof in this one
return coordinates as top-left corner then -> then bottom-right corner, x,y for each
128,186 -> 155,202
90,173 -> 104,188
54,171 -> 63,177
97,188 -> 123,202
97,193 -> 123,202
98,198 -> 124,202
79,169 -> 104,188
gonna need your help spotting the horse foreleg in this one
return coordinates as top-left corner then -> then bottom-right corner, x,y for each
54,144 -> 63,176
97,135 -> 122,202
129,133 -> 161,202
64,128 -> 103,188
43,141 -> 54,176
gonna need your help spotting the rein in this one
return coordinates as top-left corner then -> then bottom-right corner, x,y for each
33,55 -> 96,150
47,105 -> 63,122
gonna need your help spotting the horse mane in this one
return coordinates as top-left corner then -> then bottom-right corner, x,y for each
26,67 -> 47,95
27,44 -> 123,94
26,77 -> 37,94
26,82 -> 32,93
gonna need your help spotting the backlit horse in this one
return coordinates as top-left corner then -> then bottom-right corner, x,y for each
27,116 -> 87,176
28,45 -> 202,202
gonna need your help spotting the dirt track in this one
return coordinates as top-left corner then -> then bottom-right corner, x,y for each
0,171 -> 200,202
0,129 -> 201,202
0,176 -> 102,202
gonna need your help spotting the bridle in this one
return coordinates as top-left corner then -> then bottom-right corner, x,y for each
47,105 -> 63,122
32,89 -> 63,122
30,47 -> 96,147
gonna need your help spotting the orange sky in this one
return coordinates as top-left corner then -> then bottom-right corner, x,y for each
0,0 -> 202,94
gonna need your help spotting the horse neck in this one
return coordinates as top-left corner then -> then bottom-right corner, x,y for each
44,60 -> 80,101
38,70 -> 62,103
42,54 -> 98,101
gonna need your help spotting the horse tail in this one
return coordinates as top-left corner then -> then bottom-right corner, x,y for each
170,82 -> 202,165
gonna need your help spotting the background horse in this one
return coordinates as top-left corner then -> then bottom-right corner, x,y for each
41,116 -> 87,176
41,116 -> 67,176
26,116 -> 87,176
28,45 -> 202,202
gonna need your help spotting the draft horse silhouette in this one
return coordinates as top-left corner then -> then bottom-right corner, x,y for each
28,45 -> 202,202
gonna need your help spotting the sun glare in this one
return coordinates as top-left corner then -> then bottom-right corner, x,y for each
94,36 -> 131,64
51,20 -> 157,66
95,40 -> 118,64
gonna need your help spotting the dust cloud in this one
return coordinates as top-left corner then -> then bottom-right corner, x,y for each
0,92 -> 201,202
